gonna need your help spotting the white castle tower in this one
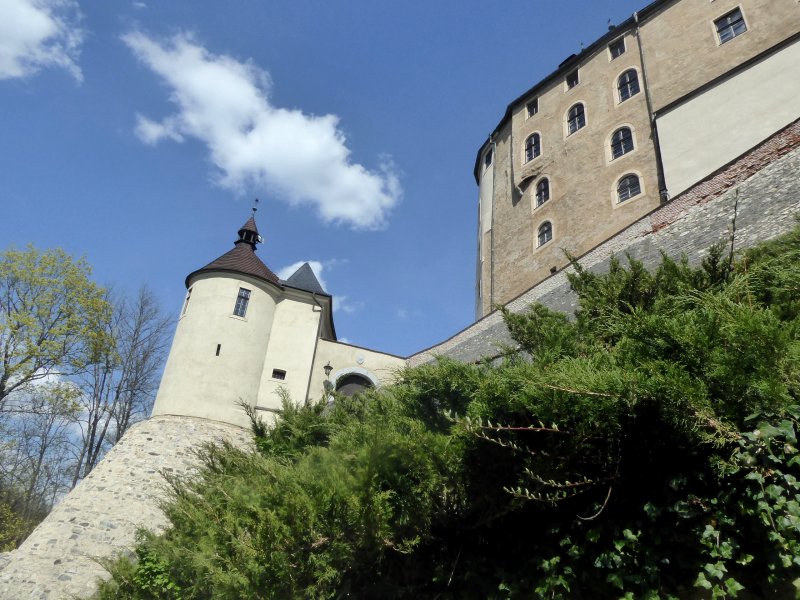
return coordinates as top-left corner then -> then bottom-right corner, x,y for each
0,214 -> 405,599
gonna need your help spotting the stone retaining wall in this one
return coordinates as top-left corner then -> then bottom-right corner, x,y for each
0,415 -> 252,600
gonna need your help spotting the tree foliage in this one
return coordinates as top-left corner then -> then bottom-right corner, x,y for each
0,246 -> 110,409
95,228 -> 800,599
0,248 -> 169,547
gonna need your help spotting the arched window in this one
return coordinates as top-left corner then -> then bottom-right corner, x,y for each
535,178 -> 550,207
617,174 -> 641,202
335,373 -> 374,397
567,104 -> 586,135
618,69 -> 640,102
524,133 -> 541,162
537,221 -> 553,247
610,127 -> 634,159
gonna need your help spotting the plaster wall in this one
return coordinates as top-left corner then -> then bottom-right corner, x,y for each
152,272 -> 277,428
309,339 -> 405,402
257,293 -> 322,409
658,38 -> 800,195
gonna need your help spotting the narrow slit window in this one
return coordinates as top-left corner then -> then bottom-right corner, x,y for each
233,287 -> 251,317
215,344 -> 221,356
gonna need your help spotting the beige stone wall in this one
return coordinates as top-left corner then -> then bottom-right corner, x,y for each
640,0 -> 800,112
478,28 -> 660,315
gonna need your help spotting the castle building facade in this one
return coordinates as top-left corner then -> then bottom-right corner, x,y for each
153,215 -> 405,428
475,0 -> 800,317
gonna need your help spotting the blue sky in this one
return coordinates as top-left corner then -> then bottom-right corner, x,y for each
0,0 -> 647,357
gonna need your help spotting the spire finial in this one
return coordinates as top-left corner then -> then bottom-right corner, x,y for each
252,198 -> 259,218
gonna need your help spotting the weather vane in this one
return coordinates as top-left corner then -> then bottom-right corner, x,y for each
252,198 -> 259,217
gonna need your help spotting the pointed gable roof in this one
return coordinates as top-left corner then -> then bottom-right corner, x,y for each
283,262 -> 327,294
185,216 -> 280,288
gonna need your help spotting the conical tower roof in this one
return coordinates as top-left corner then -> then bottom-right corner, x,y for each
185,216 -> 280,287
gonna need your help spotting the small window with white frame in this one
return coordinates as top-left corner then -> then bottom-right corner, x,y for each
617,174 -> 641,202
524,133 -> 541,162
526,98 -> 539,118
567,103 -> 586,135
610,127 -> 634,159
715,8 -> 747,44
535,178 -> 550,207
617,69 -> 640,102
608,38 -> 625,59
537,221 -> 553,247
566,70 -> 579,89
233,287 -> 251,317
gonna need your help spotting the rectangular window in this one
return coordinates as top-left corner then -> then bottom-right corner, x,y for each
566,70 -> 579,89
272,369 -> 286,381
233,287 -> 251,317
715,8 -> 746,43
484,147 -> 493,168
182,288 -> 192,315
526,98 -> 539,117
608,38 -> 625,59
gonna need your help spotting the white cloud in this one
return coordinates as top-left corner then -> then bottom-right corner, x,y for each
0,0 -> 83,81
123,31 -> 401,230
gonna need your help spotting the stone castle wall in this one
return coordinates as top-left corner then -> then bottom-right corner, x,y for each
410,118 -> 800,367
0,415 -> 252,599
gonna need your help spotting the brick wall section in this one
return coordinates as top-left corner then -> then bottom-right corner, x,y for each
409,119 -> 800,367
0,415 -> 252,600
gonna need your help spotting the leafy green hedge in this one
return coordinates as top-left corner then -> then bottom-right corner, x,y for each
94,228 -> 800,599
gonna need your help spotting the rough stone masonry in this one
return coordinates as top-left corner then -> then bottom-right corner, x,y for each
0,415 -> 251,600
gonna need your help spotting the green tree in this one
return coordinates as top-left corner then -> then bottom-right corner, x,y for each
0,246 -> 111,411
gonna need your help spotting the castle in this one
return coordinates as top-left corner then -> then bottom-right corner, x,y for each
473,0 -> 800,318
2,0 -> 799,596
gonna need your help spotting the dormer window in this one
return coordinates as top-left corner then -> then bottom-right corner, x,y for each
233,287 -> 251,317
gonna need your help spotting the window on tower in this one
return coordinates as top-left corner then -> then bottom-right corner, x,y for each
182,287 -> 192,315
233,287 -> 251,317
